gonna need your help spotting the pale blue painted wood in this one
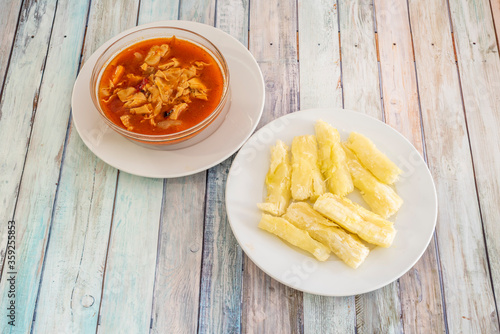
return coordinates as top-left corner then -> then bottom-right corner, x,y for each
97,173 -> 163,333
0,0 -> 56,276
198,159 -> 243,334
29,0 -> 138,333
13,1 -> 95,332
138,0 -> 179,24
197,1 -> 248,332
0,0 -> 59,332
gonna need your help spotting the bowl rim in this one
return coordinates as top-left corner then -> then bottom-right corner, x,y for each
89,25 -> 231,143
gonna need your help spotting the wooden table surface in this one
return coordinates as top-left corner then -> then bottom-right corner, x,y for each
1,0 -> 500,333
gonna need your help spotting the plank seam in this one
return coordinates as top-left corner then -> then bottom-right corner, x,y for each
149,178 -> 168,333
196,9 -> 217,334
95,171 -> 121,333
409,31 -> 449,333
196,171 -> 210,334
1,0 -> 60,285
29,1 -> 83,327
0,0 -> 25,105
488,0 -> 500,59
0,0 -> 61,279
445,0 -> 500,328
370,0 -> 411,331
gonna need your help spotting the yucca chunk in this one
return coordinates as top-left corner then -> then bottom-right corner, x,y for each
284,202 -> 369,268
315,120 -> 353,196
258,213 -> 330,261
257,140 -> 292,216
291,135 -> 326,201
314,193 -> 397,248
346,132 -> 402,184
343,145 -> 403,218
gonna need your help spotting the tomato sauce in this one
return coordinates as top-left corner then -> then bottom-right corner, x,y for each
98,37 -> 224,135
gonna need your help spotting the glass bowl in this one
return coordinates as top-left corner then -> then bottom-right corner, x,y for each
90,26 -> 231,150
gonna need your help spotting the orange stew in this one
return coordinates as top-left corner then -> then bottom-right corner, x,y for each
98,37 -> 224,135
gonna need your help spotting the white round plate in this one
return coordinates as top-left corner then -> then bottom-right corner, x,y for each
226,108 -> 438,296
72,21 -> 264,178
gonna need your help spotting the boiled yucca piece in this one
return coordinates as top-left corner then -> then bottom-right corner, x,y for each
339,196 -> 394,228
291,135 -> 326,201
313,193 -> 396,248
257,140 -> 292,216
284,202 -> 369,268
258,213 -> 330,261
346,132 -> 402,184
315,120 -> 353,196
343,145 -> 403,218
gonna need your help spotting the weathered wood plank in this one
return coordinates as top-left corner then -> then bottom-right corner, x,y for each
374,0 -> 422,152
403,0 -> 476,332
370,0 -> 444,332
340,0 -> 383,120
96,1 -> 180,333
32,0 -> 139,332
490,0 -> 500,49
340,1 -> 404,332
17,0 -> 105,332
242,1 -> 302,333
137,0 -> 179,24
446,0 -> 500,330
199,159 -> 243,334
150,1 -> 215,333
0,0 -> 22,94
297,1 -> 355,333
198,0 -> 248,332
150,172 -> 208,334
97,173 -> 163,333
0,0 -> 59,331
0,0 -> 56,277
298,0 -> 342,110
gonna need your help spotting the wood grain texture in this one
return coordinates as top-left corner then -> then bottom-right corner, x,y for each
297,1 -> 355,333
374,0 -> 422,152
491,0 -> 500,49
243,1 -> 302,333
340,0 -> 383,120
447,0 -> 500,330
404,0 -> 478,332
97,173 -> 163,333
0,0 -> 56,278
150,172 -> 208,334
371,0 -> 444,332
31,0 -> 139,332
340,1 -> 406,333
0,0 -> 22,95
198,0 -> 248,332
149,3 -> 215,333
199,159 -> 243,334
12,0 -> 94,332
298,0 -> 342,110
0,0 -> 61,332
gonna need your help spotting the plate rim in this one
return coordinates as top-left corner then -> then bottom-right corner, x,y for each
71,20 -> 265,178
225,107 -> 438,296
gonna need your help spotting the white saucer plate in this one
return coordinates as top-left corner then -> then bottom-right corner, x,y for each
225,108 -> 438,296
72,21 -> 264,178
